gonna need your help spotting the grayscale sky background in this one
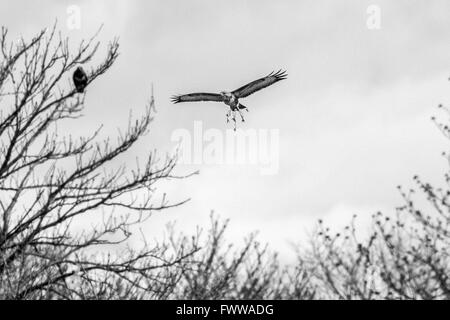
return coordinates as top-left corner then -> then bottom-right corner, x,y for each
2,0 -> 450,261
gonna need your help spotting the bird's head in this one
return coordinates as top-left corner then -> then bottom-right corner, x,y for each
220,91 -> 232,98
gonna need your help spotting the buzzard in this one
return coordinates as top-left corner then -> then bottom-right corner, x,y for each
73,66 -> 88,93
171,70 -> 287,129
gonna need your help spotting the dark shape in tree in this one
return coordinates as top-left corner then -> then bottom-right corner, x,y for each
73,66 -> 88,93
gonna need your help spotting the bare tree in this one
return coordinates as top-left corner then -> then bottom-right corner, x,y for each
166,214 -> 315,300
0,24 -> 197,299
304,106 -> 450,300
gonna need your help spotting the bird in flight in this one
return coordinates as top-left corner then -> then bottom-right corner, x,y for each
73,66 -> 88,93
171,70 -> 287,130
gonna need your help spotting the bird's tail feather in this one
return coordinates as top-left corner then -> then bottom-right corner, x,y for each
238,103 -> 247,110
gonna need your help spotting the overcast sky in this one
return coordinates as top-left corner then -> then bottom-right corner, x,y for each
2,0 -> 450,260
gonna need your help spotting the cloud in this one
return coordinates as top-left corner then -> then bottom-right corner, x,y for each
1,0 -> 450,256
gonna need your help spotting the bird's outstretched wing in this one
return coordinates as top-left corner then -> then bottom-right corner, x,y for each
171,93 -> 223,104
232,70 -> 287,98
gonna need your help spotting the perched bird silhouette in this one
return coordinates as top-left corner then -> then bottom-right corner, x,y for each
73,66 -> 88,93
171,70 -> 287,130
